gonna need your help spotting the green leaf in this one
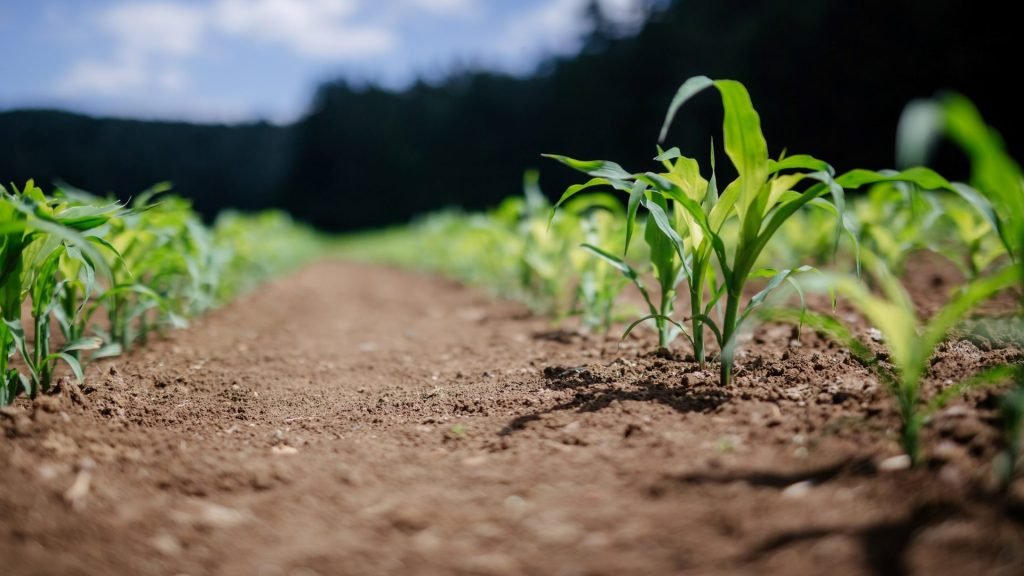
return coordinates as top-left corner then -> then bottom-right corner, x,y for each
836,167 -> 954,192
642,196 -> 687,264
622,314 -> 690,344
581,243 -> 658,315
713,79 -> 769,220
91,343 -> 124,360
896,99 -> 943,169
921,263 -> 1021,354
47,352 -> 85,382
624,180 -> 647,255
738,265 -> 814,327
761,308 -> 874,363
62,337 -> 103,353
658,75 -> 715,143
655,147 -> 682,164
768,154 -> 834,176
542,154 -> 633,181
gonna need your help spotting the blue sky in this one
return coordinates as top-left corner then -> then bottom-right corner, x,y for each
0,0 -> 644,124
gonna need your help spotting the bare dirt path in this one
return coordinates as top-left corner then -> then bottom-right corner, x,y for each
3,261 -> 1023,576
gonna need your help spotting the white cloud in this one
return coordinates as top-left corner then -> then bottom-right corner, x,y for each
100,2 -> 205,57
599,0 -> 648,30
214,0 -> 395,58
57,0 -> 397,99
495,0 -> 646,63
50,0 -> 646,118
58,57 -> 147,95
405,0 -> 479,17
496,0 -> 588,60
57,55 -> 191,97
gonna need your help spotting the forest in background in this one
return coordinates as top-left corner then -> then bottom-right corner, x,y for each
1,0 -> 1019,231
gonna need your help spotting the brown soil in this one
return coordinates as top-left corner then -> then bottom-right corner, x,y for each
2,260 -> 1023,576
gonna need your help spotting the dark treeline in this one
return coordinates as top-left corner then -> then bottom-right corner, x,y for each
2,0 -> 1019,230
0,110 -> 293,215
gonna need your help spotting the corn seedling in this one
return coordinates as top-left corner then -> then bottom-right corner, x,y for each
548,76 -> 952,386
335,171 -> 629,329
938,195 -> 1007,278
753,206 -> 844,270
899,94 -> 1024,266
785,252 -> 1020,465
574,205 -> 628,334
851,182 -> 945,275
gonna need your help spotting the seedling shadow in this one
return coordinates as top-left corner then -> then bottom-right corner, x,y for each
661,456 -> 877,489
739,501 -> 965,576
499,366 -> 728,436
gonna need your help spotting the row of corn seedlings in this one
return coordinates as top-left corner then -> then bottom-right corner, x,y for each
349,77 -> 1022,478
0,182 -> 319,406
544,76 -> 1022,475
336,170 -> 639,335
778,93 -> 1024,473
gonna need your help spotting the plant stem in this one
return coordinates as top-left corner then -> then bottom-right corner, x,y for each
690,264 -> 706,368
903,414 -> 923,466
658,286 -> 674,349
719,291 -> 742,386
0,327 -> 10,405
34,313 -> 50,395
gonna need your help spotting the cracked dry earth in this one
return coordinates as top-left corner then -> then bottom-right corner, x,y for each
2,260 -> 1024,576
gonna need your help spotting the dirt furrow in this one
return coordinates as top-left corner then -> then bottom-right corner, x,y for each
2,261 -> 1022,576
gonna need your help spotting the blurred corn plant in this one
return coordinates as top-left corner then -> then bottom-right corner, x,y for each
848,177 -> 1007,281
92,187 -> 193,352
899,93 -> 1024,478
212,210 -> 321,300
774,252 -> 1020,465
899,94 -> 1024,273
336,171 -> 630,331
1,181 -> 117,403
574,205 -> 629,334
0,180 -> 321,406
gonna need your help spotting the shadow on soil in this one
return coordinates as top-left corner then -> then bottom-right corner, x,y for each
499,365 -> 729,436
656,456 -> 879,490
740,502 -> 966,576
662,461 -> 1024,576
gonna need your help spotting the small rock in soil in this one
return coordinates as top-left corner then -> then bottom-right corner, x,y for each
878,455 -> 911,472
781,480 -> 813,499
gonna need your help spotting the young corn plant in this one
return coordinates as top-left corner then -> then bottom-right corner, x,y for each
899,94 -> 1024,266
1,180 -> 321,406
786,252 -> 1020,465
905,94 -> 1024,479
939,195 -> 1007,279
549,76 -> 950,385
45,187 -> 127,361
851,174 -> 1006,280
0,182 -> 114,403
574,204 -> 628,334
852,182 -> 945,275
94,188 -> 191,352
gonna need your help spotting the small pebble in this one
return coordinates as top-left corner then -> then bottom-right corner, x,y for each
781,480 -> 813,499
878,455 -> 911,472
